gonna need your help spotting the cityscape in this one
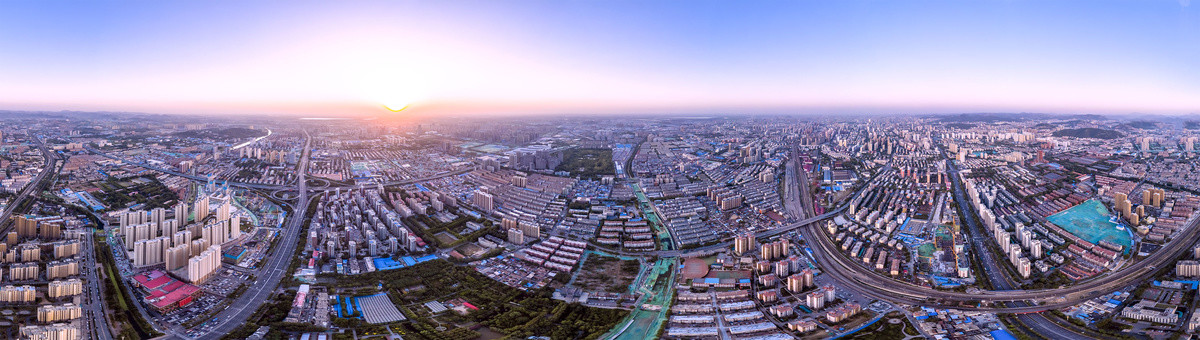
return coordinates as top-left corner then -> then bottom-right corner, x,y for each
3,1 -> 1200,340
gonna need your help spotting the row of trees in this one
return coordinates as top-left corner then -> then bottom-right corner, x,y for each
220,290 -> 307,340
95,238 -> 163,339
403,213 -> 493,249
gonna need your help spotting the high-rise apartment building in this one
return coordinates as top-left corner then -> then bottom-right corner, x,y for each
186,244 -> 222,284
9,262 -> 39,281
47,279 -> 83,299
46,260 -> 79,280
507,228 -> 524,245
164,244 -> 189,271
473,190 -> 494,213
0,285 -> 35,302
36,303 -> 81,323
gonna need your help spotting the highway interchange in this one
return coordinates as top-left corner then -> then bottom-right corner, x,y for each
788,166 -> 1200,312
572,147 -> 1199,313
84,131 -> 318,339
648,148 -> 1193,338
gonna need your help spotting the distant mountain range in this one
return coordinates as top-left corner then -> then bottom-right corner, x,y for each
930,112 -> 1109,123
1051,127 -> 1124,140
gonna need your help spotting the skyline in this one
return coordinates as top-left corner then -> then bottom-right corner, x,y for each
2,0 -> 1200,117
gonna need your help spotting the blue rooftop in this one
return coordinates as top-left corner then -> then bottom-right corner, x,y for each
373,257 -> 405,271
990,330 -> 1018,340
401,256 -> 417,266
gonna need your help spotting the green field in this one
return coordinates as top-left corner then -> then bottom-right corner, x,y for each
1046,199 -> 1132,251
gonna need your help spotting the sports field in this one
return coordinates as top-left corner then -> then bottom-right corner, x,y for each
1046,199 -> 1132,251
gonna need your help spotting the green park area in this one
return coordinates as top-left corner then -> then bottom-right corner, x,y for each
556,148 -> 616,179
402,212 -> 494,249
843,312 -> 921,339
91,175 -> 178,211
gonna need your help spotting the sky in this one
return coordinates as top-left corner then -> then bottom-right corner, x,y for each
1,0 -> 1198,117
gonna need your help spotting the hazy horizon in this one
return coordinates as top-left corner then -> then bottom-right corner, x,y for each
2,0 -> 1199,117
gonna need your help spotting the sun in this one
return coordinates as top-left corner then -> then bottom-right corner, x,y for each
368,80 -> 424,113
381,99 -> 412,112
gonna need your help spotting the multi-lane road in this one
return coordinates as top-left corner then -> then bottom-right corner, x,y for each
944,155 -> 1096,339
187,130 -> 314,339
0,133 -> 61,232
4,134 -> 121,339
80,232 -> 113,340
791,153 -> 1200,315
7,133 -> 119,339
83,130 -> 478,339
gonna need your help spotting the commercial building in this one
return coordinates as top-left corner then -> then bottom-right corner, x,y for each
132,270 -> 202,312
1122,300 -> 1180,324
